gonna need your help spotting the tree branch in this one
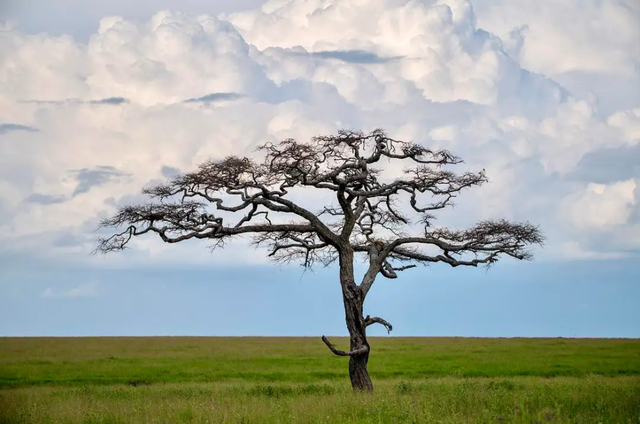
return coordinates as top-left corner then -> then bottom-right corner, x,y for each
96,130 -> 543,303
379,261 -> 417,279
391,246 -> 500,267
321,336 -> 368,357
364,316 -> 393,334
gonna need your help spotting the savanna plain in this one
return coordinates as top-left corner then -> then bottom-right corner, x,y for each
0,337 -> 638,423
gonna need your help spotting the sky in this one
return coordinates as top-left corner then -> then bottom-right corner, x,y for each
0,0 -> 639,337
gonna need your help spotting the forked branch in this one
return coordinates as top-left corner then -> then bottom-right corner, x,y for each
321,336 -> 368,357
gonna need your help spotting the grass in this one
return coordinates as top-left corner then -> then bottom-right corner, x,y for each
0,337 -> 639,423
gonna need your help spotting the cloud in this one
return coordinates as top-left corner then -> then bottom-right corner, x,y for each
41,281 -> 102,298
560,242 -> 632,261
160,166 -> 181,178
24,193 -> 67,205
608,108 -> 640,142
3,0 -> 265,41
0,1 -> 638,268
52,231 -> 89,248
184,92 -> 244,103
0,123 -> 38,135
89,97 -> 129,105
71,166 -> 130,196
571,144 -> 640,184
304,49 -> 401,64
471,0 -> 640,118
561,180 -> 637,229
471,0 -> 640,77
19,97 -> 129,105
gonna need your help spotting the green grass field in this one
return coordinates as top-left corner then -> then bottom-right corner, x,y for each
1,337 -> 639,423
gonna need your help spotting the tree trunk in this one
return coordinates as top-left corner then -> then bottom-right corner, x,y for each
339,251 -> 374,391
348,346 -> 373,391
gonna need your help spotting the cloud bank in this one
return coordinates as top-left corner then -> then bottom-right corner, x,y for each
0,0 -> 638,269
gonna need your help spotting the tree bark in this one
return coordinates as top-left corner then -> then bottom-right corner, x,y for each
339,251 -> 374,391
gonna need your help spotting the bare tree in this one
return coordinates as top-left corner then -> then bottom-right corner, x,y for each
95,129 -> 543,391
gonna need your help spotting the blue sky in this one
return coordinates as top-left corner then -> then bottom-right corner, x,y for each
2,256 -> 639,337
0,0 -> 639,337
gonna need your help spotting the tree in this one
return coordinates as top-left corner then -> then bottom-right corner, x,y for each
95,129 -> 543,391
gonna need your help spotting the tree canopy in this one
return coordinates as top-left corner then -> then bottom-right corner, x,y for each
96,129 -> 542,278
95,128 -> 543,391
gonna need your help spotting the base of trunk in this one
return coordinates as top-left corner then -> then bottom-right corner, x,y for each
349,354 -> 373,391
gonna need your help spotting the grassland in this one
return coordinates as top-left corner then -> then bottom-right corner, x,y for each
0,337 -> 639,423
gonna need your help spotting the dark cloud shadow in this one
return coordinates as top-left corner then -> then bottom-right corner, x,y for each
161,166 -> 181,178
71,165 -> 130,196
24,193 -> 66,205
89,97 -> 129,105
183,93 -> 244,103
294,49 -> 403,64
0,123 -> 39,135
570,144 -> 640,184
17,100 -> 65,105
19,97 -> 129,106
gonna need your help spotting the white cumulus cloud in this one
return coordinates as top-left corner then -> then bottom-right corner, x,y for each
562,180 -> 637,229
0,0 -> 638,269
